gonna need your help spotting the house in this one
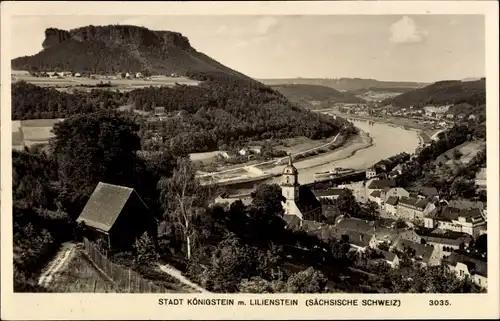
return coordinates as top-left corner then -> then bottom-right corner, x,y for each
396,196 -> 436,223
445,252 -> 487,289
281,156 -> 323,221
135,72 -> 143,78
368,190 -> 383,206
468,114 -> 477,121
384,196 -> 399,215
375,251 -> 400,268
420,232 -> 472,261
475,168 -> 486,190
399,230 -> 422,243
392,238 -> 440,266
76,182 -> 153,250
366,179 -> 396,192
340,230 -> 377,252
214,193 -> 253,208
154,107 -> 166,116
312,188 -> 344,201
418,186 -> 439,200
392,164 -> 404,175
366,167 -> 377,179
219,151 -> 234,160
248,145 -> 263,154
447,200 -> 485,211
428,206 -> 486,238
445,113 -> 454,119
74,72 -> 82,77
382,187 -> 409,204
238,148 -> 249,156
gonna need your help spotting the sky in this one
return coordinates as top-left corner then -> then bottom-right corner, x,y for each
10,15 -> 485,82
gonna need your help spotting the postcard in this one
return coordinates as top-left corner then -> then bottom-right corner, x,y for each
1,1 -> 498,320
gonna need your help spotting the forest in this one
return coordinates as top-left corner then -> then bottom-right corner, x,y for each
388,78 -> 486,108
12,78 -> 356,153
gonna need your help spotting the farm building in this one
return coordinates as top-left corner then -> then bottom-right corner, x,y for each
76,182 -> 155,251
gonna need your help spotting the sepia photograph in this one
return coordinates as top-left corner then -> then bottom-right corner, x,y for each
1,1 -> 499,320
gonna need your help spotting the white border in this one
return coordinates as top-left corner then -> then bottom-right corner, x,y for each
1,1 -> 499,320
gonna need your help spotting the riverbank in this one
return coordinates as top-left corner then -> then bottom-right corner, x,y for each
325,111 -> 444,138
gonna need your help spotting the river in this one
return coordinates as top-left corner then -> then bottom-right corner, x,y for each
266,118 -> 420,186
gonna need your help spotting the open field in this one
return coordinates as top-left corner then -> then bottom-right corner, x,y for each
13,74 -> 200,90
435,140 -> 485,166
273,136 -> 333,155
11,119 -> 64,150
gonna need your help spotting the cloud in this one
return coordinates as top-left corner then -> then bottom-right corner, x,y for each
256,16 -> 279,35
389,16 -> 428,44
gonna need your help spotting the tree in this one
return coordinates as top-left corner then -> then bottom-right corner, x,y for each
158,158 -> 209,260
51,111 -> 141,212
286,267 -> 328,293
363,200 -> 379,217
133,231 -> 159,265
449,177 -> 476,199
335,188 -> 361,217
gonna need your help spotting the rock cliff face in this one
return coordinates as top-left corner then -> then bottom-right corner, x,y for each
41,25 -> 193,53
42,28 -> 71,49
12,24 -> 245,78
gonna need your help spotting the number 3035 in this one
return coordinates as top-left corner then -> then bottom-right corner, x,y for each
429,300 -> 450,306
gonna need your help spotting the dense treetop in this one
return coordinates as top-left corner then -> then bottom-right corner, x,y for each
12,78 -> 355,153
388,78 -> 486,108
270,84 -> 365,107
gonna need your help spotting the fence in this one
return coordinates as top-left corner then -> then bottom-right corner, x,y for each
82,237 -> 169,293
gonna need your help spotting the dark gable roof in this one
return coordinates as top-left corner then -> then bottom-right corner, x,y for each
367,179 -> 396,190
341,229 -> 374,248
76,182 -> 148,232
313,188 -> 344,197
447,200 -> 484,210
398,196 -> 428,210
335,218 -> 375,233
420,187 -> 438,197
438,207 -> 484,223
380,250 -> 397,262
370,190 -> 381,198
297,185 -> 322,219
385,196 -> 399,206
446,252 -> 487,277
394,239 -> 434,263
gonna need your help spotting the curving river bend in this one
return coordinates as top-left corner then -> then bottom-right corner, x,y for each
267,118 -> 420,186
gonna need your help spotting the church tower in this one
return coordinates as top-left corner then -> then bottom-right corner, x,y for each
281,155 -> 300,216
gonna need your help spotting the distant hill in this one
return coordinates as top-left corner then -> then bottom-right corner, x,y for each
270,84 -> 365,108
259,78 -> 427,92
11,25 -> 249,80
388,78 -> 486,108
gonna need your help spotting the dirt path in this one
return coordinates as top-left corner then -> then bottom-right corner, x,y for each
158,264 -> 209,293
38,243 -> 76,287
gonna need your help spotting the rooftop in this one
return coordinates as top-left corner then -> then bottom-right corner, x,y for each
398,196 -> 429,210
385,196 -> 399,206
393,239 -> 434,263
367,179 -> 396,190
313,188 -> 345,197
445,252 -> 487,277
76,182 -> 148,232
